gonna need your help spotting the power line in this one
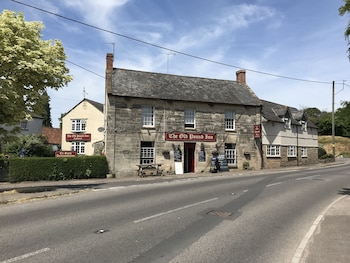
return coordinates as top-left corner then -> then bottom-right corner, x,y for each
11,0 -> 342,85
65,60 -> 104,78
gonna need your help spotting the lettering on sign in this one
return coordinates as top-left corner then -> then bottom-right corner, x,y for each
254,124 -> 261,139
55,151 -> 77,157
66,133 -> 91,141
165,132 -> 216,142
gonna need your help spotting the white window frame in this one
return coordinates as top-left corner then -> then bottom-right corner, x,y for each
266,145 -> 280,157
225,144 -> 236,165
287,146 -> 297,157
301,121 -> 307,132
225,111 -> 235,131
20,121 -> 28,130
141,106 -> 154,128
71,142 -> 85,154
184,108 -> 195,129
301,147 -> 308,157
72,119 -> 87,132
140,141 -> 154,164
284,117 -> 291,129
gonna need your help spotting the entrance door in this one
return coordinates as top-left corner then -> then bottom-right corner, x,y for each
184,143 -> 195,173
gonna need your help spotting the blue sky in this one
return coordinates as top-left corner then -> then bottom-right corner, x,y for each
2,0 -> 350,127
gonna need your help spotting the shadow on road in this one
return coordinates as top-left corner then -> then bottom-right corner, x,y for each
338,187 -> 350,195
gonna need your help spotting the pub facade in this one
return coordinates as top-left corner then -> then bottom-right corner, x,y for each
104,53 -> 263,177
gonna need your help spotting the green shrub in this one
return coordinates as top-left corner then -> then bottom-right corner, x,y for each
9,156 -> 108,182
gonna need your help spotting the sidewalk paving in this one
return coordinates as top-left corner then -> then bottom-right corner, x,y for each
0,160 -> 349,262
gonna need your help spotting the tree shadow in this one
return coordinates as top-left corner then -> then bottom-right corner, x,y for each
338,188 -> 350,195
2,184 -> 105,194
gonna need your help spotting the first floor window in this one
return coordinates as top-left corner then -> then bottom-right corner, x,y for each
225,143 -> 236,165
266,145 -> 280,157
142,106 -> 154,127
20,121 -> 28,130
72,119 -> 86,132
287,146 -> 297,157
225,111 -> 235,130
140,141 -> 154,164
71,142 -> 85,154
184,108 -> 195,129
301,147 -> 308,157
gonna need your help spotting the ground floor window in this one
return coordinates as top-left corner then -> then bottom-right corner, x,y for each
301,147 -> 308,157
266,145 -> 280,157
225,143 -> 236,165
140,141 -> 154,164
71,142 -> 85,154
287,146 -> 297,157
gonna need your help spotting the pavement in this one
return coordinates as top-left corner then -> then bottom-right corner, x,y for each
0,159 -> 349,263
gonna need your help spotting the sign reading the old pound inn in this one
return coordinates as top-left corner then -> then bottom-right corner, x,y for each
66,133 -> 91,142
165,132 -> 216,142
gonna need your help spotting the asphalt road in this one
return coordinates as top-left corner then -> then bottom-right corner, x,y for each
0,163 -> 349,263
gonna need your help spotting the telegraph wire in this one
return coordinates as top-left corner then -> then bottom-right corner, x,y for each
65,60 -> 105,79
11,0 -> 342,85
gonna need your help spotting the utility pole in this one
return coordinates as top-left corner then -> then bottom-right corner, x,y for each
332,80 -> 335,160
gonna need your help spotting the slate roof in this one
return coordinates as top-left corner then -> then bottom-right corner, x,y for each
111,68 -> 262,106
63,98 -> 104,117
261,100 -> 317,128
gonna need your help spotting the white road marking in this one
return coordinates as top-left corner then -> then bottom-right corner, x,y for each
134,198 -> 219,223
290,195 -> 347,263
1,248 -> 50,263
296,174 -> 320,180
266,182 -> 282,187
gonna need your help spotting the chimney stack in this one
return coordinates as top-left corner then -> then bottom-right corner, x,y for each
236,70 -> 246,85
106,53 -> 114,94
106,53 -> 114,72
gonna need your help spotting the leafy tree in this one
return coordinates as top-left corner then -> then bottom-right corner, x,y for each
4,134 -> 54,157
0,10 -> 72,135
335,101 -> 350,137
339,0 -> 350,57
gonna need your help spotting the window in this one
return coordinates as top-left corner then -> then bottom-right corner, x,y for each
301,147 -> 308,157
225,111 -> 235,130
225,143 -> 236,165
287,146 -> 297,157
184,108 -> 195,129
142,106 -> 154,127
284,117 -> 291,129
71,142 -> 85,154
301,121 -> 307,132
140,141 -> 154,164
266,145 -> 280,157
72,119 -> 86,132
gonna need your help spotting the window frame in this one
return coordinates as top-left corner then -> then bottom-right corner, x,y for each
184,108 -> 195,129
225,111 -> 236,131
71,119 -> 87,132
141,106 -> 155,128
225,143 -> 236,165
287,146 -> 297,157
266,145 -> 281,157
140,141 -> 155,164
71,141 -> 85,154
301,147 -> 308,157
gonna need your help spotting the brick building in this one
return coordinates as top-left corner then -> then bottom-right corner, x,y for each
104,53 -> 263,177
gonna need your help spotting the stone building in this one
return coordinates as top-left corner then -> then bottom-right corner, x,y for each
261,100 -> 319,169
104,53 -> 263,177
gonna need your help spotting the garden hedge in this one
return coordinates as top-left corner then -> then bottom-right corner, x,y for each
9,156 -> 108,182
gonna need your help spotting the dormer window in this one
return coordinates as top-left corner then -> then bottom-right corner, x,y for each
284,117 -> 291,129
301,121 -> 307,132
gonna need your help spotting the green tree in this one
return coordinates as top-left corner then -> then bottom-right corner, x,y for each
0,10 -> 72,135
339,0 -> 350,57
4,134 -> 54,157
335,101 -> 350,137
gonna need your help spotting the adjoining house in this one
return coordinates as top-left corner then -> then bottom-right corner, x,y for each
261,100 -> 318,168
104,53 -> 263,177
61,98 -> 104,156
41,127 -> 62,152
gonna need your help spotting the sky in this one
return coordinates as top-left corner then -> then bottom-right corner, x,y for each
2,0 -> 350,128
